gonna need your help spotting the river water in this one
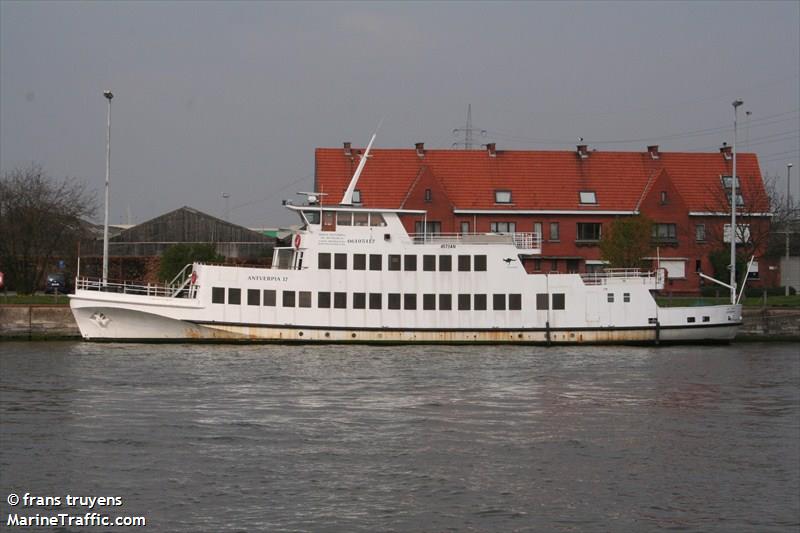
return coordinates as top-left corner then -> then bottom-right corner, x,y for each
1,342 -> 798,532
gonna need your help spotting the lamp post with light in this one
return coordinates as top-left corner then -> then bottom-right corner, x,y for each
787,163 -> 794,296
102,90 -> 113,286
730,99 -> 743,305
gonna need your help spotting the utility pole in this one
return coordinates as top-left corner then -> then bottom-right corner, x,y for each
730,99 -> 743,305
787,163 -> 793,296
102,90 -> 114,287
452,104 -> 486,149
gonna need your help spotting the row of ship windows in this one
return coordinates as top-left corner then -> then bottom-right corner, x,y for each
318,253 -> 488,272
210,288 -> 571,311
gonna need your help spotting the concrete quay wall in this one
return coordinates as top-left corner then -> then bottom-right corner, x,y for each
1,305 -> 799,341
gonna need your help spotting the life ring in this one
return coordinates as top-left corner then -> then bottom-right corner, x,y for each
294,234 -> 301,249
190,271 -> 197,285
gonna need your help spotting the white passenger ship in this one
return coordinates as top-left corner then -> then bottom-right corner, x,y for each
70,136 -> 743,344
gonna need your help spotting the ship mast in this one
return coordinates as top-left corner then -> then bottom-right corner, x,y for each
340,133 -> 377,205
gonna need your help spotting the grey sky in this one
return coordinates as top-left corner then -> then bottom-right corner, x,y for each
1,0 -> 798,227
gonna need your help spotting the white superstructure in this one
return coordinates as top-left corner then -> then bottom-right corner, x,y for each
70,203 -> 742,344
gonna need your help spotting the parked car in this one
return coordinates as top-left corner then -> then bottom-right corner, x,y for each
44,272 -> 70,294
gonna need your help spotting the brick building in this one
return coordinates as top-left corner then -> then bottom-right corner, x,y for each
314,142 -> 776,294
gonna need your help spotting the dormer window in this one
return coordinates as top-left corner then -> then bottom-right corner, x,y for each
579,191 -> 597,204
727,193 -> 745,207
424,188 -> 432,202
495,190 -> 512,204
721,175 -> 740,189
352,190 -> 362,204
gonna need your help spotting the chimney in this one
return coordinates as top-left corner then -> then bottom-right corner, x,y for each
415,142 -> 425,158
719,143 -> 732,160
647,145 -> 660,160
576,144 -> 589,159
343,142 -> 352,157
486,143 -> 496,157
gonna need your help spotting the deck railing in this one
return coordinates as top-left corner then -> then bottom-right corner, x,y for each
580,268 -> 665,286
409,232 -> 541,250
75,263 -> 197,298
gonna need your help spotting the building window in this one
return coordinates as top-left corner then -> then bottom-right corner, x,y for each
576,222 -> 601,242
423,255 -> 436,271
660,191 -> 668,204
263,289 -> 276,307
353,254 -> 366,270
552,293 -> 565,310
334,253 -> 347,270
424,188 -> 432,202
509,294 -> 522,310
318,253 -> 331,269
460,221 -> 470,235
695,224 -> 706,242
549,222 -> 559,241
533,259 -> 542,272
458,255 -> 471,272
212,287 -> 225,304
415,221 -> 442,236
423,294 -> 436,310
369,293 -> 382,309
493,294 -> 506,311
652,223 -> 677,243
474,255 -> 487,271
721,175 -> 740,189
369,254 -> 382,270
318,292 -> 331,308
608,293 -> 615,303
724,224 -> 751,244
439,294 -> 452,311
404,294 -> 417,310
495,190 -> 512,204
352,190 -> 362,204
490,221 -> 516,233
334,292 -> 347,309
566,259 -> 579,273
579,191 -> 597,204
474,294 -> 487,311
727,193 -> 745,207
228,288 -> 241,305
389,254 -> 401,271
353,292 -> 366,309
247,289 -> 260,306
550,259 -> 559,272
282,290 -> 295,307
458,294 -> 471,310
536,293 -> 548,310
439,255 -> 452,271
388,293 -> 401,310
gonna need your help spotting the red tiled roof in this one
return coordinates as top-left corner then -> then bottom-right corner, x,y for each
315,148 -> 767,212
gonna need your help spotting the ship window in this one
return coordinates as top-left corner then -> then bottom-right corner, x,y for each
423,294 -> 436,310
282,291 -> 295,307
352,190 -> 361,204
318,253 -> 331,270
509,294 -> 522,310
334,253 -> 347,270
369,213 -> 386,227
318,292 -> 331,308
334,292 -> 346,309
474,255 -> 487,271
299,291 -> 311,308
423,255 -> 436,271
458,294 -> 470,310
353,292 -> 366,309
228,288 -> 241,305
458,255 -> 471,272
703,316 -> 710,322
389,254 -> 401,271
493,294 -> 506,310
495,190 -> 512,204
353,254 -> 366,270
536,293 -> 548,310
439,294 -> 452,311
404,294 -> 417,310
474,294 -> 487,311
263,289 -> 276,307
337,211 -> 352,226
579,191 -> 597,204
388,293 -> 401,310
687,316 -> 696,323
302,210 -> 320,224
211,287 -> 225,304
369,254 -> 382,270
353,212 -> 369,226
404,255 -> 417,271
369,293 -> 382,310
624,293 -> 630,303
439,255 -> 452,271
552,293 -> 565,310
608,293 -> 615,303
247,289 -> 260,306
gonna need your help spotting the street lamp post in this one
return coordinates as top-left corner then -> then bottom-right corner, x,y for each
787,163 -> 793,296
102,90 -> 114,287
730,99 -> 743,305
222,192 -> 230,222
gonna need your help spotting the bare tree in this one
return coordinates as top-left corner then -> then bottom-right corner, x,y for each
0,164 -> 97,294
